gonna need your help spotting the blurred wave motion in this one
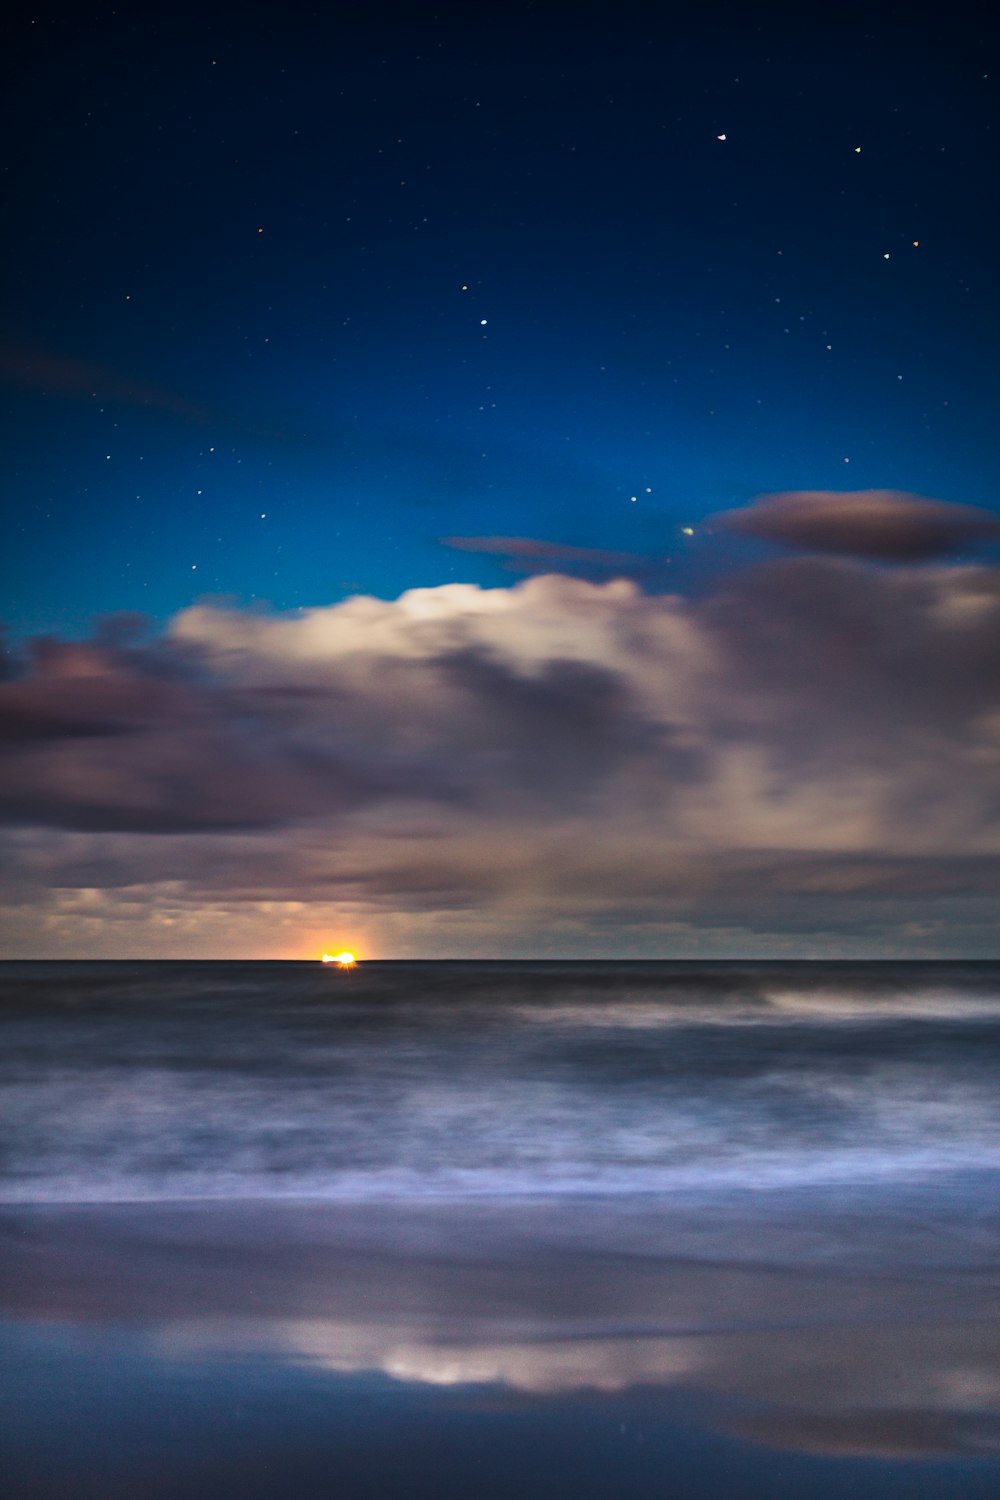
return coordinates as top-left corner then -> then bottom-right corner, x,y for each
2,960 -> 998,1206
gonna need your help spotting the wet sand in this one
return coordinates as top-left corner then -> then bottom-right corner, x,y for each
3,1191 -> 1000,1498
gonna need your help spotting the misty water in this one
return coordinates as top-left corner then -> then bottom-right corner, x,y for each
2,961 -> 999,1498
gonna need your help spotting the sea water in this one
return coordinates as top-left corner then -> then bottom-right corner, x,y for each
2,960 -> 999,1497
3,959 -> 1000,1203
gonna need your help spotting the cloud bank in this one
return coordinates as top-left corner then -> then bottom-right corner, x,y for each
2,546 -> 999,954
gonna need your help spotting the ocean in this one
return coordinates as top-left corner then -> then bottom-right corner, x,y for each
2,960 -> 999,1497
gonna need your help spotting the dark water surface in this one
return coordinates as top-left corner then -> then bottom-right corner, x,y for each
2,961 -> 999,1497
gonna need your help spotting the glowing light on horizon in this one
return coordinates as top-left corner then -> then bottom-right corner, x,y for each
322,951 -> 357,967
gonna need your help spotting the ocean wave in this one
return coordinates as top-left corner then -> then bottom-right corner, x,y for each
3,961 -> 999,1205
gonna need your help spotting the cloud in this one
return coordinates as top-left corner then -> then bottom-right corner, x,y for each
0,346 -> 215,424
441,534 -> 653,578
0,632 -> 387,832
1,560 -> 998,953
714,489 -> 1000,561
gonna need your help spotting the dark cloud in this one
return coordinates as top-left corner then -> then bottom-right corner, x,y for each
0,638 -> 192,743
702,557 -> 1000,748
0,636 -> 391,832
714,489 -> 1000,561
431,646 -> 663,803
442,534 -> 650,577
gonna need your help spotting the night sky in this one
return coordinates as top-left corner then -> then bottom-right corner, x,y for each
2,3 -> 998,957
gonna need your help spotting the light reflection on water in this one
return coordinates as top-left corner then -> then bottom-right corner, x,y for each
2,1193 -> 1000,1497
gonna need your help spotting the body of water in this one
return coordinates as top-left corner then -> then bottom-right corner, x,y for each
2,960 -> 999,1498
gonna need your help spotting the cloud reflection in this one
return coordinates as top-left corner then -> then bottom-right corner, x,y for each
4,1199 -> 998,1461
157,1311 -> 1000,1459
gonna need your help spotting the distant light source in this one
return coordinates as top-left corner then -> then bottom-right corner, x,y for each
322,951 -> 357,968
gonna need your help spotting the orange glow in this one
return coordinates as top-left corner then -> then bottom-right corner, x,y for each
321,951 -> 357,968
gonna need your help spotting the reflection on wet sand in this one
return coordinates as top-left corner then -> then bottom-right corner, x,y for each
159,1316 -> 1000,1458
3,1195 -> 1000,1461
